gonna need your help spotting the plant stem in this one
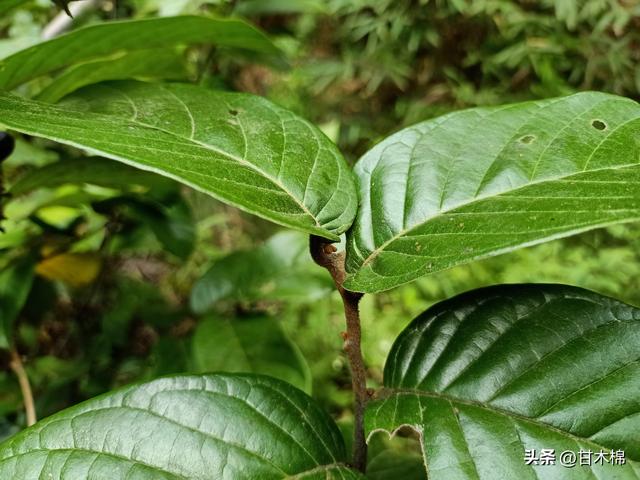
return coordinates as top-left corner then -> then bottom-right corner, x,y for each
310,235 -> 368,472
42,0 -> 102,39
9,350 -> 36,427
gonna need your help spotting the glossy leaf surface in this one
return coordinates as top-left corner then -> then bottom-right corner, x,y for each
191,231 -> 332,313
0,81 -> 358,239
0,16 -> 279,90
345,93 -> 640,292
366,284 -> 640,479
0,374 -> 363,479
192,315 -> 311,392
0,258 -> 34,349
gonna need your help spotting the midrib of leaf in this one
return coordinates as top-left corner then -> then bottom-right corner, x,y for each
355,160 -> 640,271
371,389 -> 640,465
0,91 -> 323,230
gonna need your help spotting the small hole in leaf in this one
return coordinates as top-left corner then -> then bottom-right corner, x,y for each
229,109 -> 239,116
591,119 -> 607,131
519,134 -> 536,144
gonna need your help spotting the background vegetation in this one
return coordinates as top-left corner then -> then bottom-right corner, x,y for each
1,0 -> 639,465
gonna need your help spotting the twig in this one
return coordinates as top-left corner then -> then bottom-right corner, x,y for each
310,235 -> 368,472
9,350 -> 36,427
42,0 -> 102,39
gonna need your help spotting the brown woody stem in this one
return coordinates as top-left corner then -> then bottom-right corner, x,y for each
9,349 -> 36,427
310,235 -> 367,472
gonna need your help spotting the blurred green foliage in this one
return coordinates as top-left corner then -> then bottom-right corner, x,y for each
1,0 -> 639,469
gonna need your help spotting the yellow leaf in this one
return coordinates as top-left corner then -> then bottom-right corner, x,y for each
36,253 -> 101,287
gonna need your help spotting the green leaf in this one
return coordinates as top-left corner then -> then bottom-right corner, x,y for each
366,284 -> 640,479
10,157 -> 175,195
93,194 -> 195,259
192,314 -> 311,393
0,373 -> 363,479
191,231 -> 332,313
0,0 -> 28,16
0,258 -> 34,349
344,92 -> 640,292
234,0 -> 329,15
365,436 -> 426,480
0,15 -> 280,90
0,81 -> 358,239
366,449 -> 426,480
35,48 -> 189,103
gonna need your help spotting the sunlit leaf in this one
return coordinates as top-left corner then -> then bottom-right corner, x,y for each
0,81 -> 358,239
345,93 -> 640,292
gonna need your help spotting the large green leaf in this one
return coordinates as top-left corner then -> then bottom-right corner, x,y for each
0,373 -> 363,479
366,284 -> 640,479
192,314 -> 311,393
344,93 -> 640,292
0,81 -> 358,239
0,258 -> 34,349
0,15 -> 279,90
191,231 -> 332,313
